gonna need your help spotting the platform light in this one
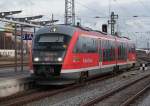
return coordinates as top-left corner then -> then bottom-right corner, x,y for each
58,57 -> 62,62
52,27 -> 57,32
34,57 -> 39,62
1,13 -> 4,16
63,44 -> 67,48
25,18 -> 28,21
9,12 -> 13,15
43,22 -> 45,24
50,26 -> 57,32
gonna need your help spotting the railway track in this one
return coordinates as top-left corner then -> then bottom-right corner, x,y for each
0,73 -> 116,106
0,56 -> 148,106
0,65 -> 140,106
137,53 -> 150,63
82,72 -> 150,106
0,63 -> 28,68
120,83 -> 150,106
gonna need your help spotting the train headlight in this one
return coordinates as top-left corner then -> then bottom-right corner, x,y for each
63,44 -> 67,48
34,57 -> 39,62
58,57 -> 62,62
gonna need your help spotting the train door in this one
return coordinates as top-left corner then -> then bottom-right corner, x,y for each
115,37 -> 118,66
98,38 -> 102,68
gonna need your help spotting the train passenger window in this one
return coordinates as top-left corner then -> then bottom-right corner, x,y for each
102,40 -> 116,62
118,42 -> 127,60
128,43 -> 135,54
73,36 -> 98,53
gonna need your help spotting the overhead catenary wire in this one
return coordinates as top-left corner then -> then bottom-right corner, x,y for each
113,0 -> 150,19
75,1 -> 106,16
112,0 -> 150,33
137,0 -> 150,14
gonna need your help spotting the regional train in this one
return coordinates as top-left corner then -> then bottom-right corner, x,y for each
30,24 -> 136,85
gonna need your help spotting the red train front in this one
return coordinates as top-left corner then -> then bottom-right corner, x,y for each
31,25 -> 136,85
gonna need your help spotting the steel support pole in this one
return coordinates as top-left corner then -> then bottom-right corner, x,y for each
72,0 -> 75,25
65,0 -> 75,25
108,12 -> 118,36
26,39 -> 28,55
21,25 -> 23,71
4,33 -> 5,49
14,24 -> 17,72
34,27 -> 36,33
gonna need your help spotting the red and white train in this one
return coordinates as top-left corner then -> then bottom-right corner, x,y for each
30,25 -> 136,85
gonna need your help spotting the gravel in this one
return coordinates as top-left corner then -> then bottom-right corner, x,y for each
24,69 -> 150,106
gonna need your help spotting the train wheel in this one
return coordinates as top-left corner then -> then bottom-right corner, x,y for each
113,66 -> 119,75
132,63 -> 135,68
79,71 -> 88,83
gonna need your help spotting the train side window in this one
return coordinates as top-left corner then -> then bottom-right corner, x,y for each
128,43 -> 135,54
118,42 -> 127,60
103,40 -> 108,62
73,36 -> 98,53
102,40 -> 105,61
102,40 -> 113,61
106,40 -> 109,61
118,42 -> 121,60
132,44 -> 135,53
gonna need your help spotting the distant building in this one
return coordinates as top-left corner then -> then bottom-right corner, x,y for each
0,23 -> 33,57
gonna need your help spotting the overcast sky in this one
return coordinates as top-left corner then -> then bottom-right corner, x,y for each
0,0 -> 150,48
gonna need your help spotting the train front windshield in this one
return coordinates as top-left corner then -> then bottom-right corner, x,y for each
33,33 -> 71,63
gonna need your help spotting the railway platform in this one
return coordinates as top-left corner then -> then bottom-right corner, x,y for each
0,68 -> 33,98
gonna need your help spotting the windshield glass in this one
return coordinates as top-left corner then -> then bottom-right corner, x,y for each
33,33 -> 71,51
38,35 -> 64,43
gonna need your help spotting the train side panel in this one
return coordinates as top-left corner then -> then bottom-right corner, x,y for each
61,31 -> 100,78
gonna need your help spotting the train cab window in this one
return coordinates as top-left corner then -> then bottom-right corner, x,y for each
73,36 -> 98,53
38,36 -> 64,43
33,33 -> 71,51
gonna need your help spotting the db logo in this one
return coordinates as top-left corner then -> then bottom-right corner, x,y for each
83,58 -> 93,63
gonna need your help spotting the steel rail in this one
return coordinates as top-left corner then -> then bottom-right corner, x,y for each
120,83 -> 150,106
0,63 -> 28,68
0,74 -> 114,106
82,73 -> 150,106
0,65 -> 140,106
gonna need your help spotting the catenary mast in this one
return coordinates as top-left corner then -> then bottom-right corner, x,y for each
65,0 -> 75,25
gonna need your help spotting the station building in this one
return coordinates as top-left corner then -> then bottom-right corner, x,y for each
0,24 -> 33,57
